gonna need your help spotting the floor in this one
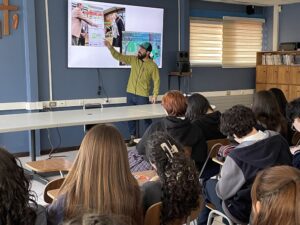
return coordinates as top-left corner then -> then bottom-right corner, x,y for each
19,150 -> 225,225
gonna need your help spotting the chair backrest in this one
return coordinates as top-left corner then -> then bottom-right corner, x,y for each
43,177 -> 65,204
292,131 -> 300,146
206,138 -> 230,158
144,196 -> 203,225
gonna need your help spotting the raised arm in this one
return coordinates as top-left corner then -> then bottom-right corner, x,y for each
104,40 -> 135,65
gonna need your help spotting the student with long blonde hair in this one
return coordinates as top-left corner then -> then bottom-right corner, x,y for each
47,124 -> 143,225
251,165 -> 300,225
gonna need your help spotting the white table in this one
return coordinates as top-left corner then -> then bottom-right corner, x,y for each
0,104 -> 166,161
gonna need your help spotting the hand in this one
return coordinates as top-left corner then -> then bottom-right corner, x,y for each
104,39 -> 112,48
151,96 -> 157,104
290,146 -> 300,155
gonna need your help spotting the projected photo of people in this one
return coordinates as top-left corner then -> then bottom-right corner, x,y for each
104,7 -> 126,51
71,1 -> 104,47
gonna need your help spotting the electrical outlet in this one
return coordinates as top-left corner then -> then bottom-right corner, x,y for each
49,101 -> 57,108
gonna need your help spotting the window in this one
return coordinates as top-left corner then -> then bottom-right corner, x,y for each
190,18 -> 223,66
189,17 -> 264,68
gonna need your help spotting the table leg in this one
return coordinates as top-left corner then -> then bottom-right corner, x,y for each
30,130 -> 36,161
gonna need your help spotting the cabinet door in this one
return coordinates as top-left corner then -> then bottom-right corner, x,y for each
278,66 -> 290,84
277,84 -> 289,100
267,66 -> 278,84
290,67 -> 300,85
266,83 -> 277,90
256,65 -> 267,83
256,83 -> 266,92
288,85 -> 300,101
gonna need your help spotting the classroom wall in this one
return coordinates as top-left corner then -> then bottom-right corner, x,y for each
279,3 -> 300,44
186,1 -> 264,92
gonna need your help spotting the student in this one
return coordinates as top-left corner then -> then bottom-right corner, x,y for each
198,105 -> 292,225
269,88 -> 288,117
186,93 -> 225,140
252,90 -> 287,138
47,124 -> 143,225
185,93 -> 226,178
131,90 -> 207,172
142,132 -> 201,225
0,147 -> 46,225
286,97 -> 300,169
251,165 -> 300,225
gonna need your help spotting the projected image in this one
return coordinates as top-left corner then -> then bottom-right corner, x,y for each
68,0 -> 164,68
104,7 -> 126,50
122,32 -> 162,67
71,2 -> 105,47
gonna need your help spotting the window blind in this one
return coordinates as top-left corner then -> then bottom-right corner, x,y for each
190,19 -> 223,66
222,17 -> 264,68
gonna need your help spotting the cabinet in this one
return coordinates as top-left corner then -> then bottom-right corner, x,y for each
256,51 -> 300,101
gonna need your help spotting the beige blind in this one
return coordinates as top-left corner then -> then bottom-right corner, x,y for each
222,17 -> 264,68
190,19 -> 222,65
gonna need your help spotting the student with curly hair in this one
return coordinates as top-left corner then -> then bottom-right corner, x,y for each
47,124 -> 143,225
130,90 -> 207,172
198,105 -> 292,225
252,90 -> 288,138
251,165 -> 300,225
0,147 -> 46,225
286,97 -> 300,169
142,132 -> 201,225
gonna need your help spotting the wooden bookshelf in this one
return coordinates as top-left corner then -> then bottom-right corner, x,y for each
256,51 -> 300,101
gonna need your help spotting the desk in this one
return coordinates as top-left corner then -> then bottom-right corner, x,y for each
0,104 -> 166,161
47,170 -> 157,201
212,157 -> 224,166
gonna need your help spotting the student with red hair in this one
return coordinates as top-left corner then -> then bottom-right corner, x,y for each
129,90 -> 207,172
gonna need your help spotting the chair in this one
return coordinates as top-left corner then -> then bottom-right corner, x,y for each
207,209 -> 235,225
43,177 -> 65,204
207,138 -> 230,158
144,196 -> 203,225
83,103 -> 103,133
292,131 -> 300,146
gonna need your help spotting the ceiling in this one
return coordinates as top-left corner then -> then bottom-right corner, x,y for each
202,0 -> 300,6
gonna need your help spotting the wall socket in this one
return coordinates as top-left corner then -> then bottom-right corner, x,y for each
49,101 -> 57,108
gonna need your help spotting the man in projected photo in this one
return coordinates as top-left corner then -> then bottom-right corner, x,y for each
72,3 -> 98,46
104,40 -> 160,146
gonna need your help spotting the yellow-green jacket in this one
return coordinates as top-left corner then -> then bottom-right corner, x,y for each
109,47 -> 160,97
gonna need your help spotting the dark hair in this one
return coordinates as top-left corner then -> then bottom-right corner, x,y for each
286,97 -> 300,123
161,90 -> 187,117
251,166 -> 300,225
0,147 -> 37,225
220,105 -> 256,138
145,132 -> 200,225
252,90 -> 287,136
185,93 -> 213,121
63,214 -> 132,225
269,88 -> 288,117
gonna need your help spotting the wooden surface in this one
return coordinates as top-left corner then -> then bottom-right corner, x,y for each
47,170 -> 157,200
26,158 -> 73,172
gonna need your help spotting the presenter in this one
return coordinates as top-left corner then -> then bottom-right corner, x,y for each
104,40 -> 160,146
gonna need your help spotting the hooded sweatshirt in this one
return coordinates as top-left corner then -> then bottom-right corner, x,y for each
216,130 -> 292,223
136,116 -> 207,170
